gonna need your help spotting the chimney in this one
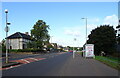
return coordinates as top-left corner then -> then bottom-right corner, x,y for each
25,32 -> 29,35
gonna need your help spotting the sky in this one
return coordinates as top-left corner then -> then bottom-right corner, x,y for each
1,1 -> 119,47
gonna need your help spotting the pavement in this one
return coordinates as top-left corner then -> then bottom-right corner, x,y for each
2,52 -> 119,77
2,62 -> 21,68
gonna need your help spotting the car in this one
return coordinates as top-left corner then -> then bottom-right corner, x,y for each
69,50 -> 73,53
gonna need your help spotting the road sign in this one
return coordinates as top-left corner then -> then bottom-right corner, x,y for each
85,44 -> 94,58
5,26 -> 9,32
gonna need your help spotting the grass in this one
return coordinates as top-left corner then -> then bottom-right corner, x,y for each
76,51 -> 83,54
95,56 -> 120,70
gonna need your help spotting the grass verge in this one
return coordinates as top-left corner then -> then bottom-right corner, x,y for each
95,56 -> 120,70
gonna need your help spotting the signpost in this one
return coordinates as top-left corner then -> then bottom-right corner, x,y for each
73,38 -> 76,59
85,44 -> 95,58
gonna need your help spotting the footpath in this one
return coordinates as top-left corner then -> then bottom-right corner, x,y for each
54,53 -> 119,76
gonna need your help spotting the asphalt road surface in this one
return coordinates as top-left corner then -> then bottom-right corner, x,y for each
2,52 -> 59,62
2,52 -> 119,76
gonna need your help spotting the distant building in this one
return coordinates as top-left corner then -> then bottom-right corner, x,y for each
57,45 -> 63,50
51,43 -> 57,49
7,32 -> 31,49
63,47 -> 69,51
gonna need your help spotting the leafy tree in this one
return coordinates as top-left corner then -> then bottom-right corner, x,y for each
31,20 -> 50,49
44,42 -> 53,51
51,43 -> 57,49
116,25 -> 120,44
1,39 -> 6,52
117,37 -> 120,44
87,25 -> 116,55
27,41 -> 37,49
67,46 -> 71,50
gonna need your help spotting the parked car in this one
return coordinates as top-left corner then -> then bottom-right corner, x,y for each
69,50 -> 73,53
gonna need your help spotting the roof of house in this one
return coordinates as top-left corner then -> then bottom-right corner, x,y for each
7,32 -> 31,40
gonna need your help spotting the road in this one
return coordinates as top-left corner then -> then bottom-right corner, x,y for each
2,52 -> 62,63
2,52 -> 119,77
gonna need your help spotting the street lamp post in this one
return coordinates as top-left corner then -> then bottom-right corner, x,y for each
73,38 -> 76,59
5,9 -> 10,63
81,18 -> 87,44
81,18 -> 87,57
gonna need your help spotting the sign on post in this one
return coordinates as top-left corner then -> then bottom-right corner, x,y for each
85,44 -> 94,58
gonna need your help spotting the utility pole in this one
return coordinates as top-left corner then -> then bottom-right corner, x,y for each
81,18 -> 87,57
5,9 -> 10,63
73,38 -> 76,59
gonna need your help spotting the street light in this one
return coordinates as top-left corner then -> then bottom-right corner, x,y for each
81,18 -> 87,44
5,9 -> 8,13
73,38 -> 76,59
81,18 -> 87,58
5,9 -> 10,63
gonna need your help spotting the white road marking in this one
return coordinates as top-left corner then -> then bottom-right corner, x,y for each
30,58 -> 38,61
21,59 -> 30,63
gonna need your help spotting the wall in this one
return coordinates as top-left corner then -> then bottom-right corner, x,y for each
8,38 -> 31,49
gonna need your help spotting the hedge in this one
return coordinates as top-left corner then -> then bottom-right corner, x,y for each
9,49 -> 46,53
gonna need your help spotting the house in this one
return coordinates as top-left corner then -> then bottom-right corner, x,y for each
51,43 -> 57,49
7,32 -> 31,49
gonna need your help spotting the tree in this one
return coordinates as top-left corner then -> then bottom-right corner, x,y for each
27,41 -> 37,49
116,25 -> 120,44
31,20 -> 50,49
87,25 -> 116,55
67,46 -> 71,50
1,39 -> 6,52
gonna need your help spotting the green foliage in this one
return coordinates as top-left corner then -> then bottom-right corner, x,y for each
95,56 -> 120,70
1,39 -> 6,52
9,49 -> 18,52
51,43 -> 57,49
87,25 -> 116,55
9,48 -> 46,53
117,37 -> 120,44
67,46 -> 70,50
27,41 -> 37,48
67,46 -> 82,51
46,43 -> 53,49
31,20 -> 50,49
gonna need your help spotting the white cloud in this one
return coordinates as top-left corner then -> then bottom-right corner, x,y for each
87,15 -> 118,35
49,26 -> 86,47
89,18 -> 100,23
50,36 -> 72,47
64,29 -> 81,37
51,36 -> 85,47
51,15 -> 118,47
64,26 -> 82,37
87,24 -> 98,31
103,14 -> 118,28
63,26 -> 86,47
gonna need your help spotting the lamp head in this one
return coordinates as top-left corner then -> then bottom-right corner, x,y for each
81,18 -> 85,19
5,9 -> 8,13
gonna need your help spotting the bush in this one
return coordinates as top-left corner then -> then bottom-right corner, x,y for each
9,49 -> 18,52
2,45 -> 6,53
111,52 -> 120,57
9,48 -> 46,53
17,49 -> 32,52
